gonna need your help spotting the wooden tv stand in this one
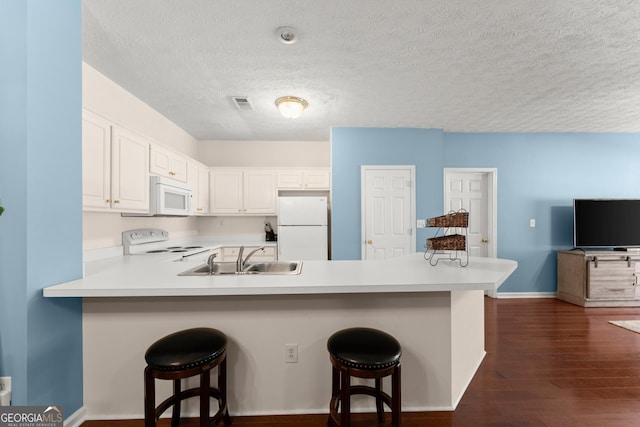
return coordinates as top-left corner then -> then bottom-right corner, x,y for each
557,250 -> 640,307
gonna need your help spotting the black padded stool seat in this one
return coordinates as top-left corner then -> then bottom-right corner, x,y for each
144,327 -> 231,427
327,327 -> 402,427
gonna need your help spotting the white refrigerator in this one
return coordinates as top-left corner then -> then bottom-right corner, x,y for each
277,196 -> 328,261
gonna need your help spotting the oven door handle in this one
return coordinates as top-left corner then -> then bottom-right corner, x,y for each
179,249 -> 210,261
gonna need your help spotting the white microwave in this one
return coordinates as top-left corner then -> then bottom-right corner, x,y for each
124,176 -> 193,216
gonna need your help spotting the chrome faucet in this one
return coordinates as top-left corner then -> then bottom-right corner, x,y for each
236,246 -> 265,271
207,252 -> 218,275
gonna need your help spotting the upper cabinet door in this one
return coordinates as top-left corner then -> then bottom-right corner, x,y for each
150,143 -> 188,182
111,126 -> 150,212
82,110 -> 112,210
276,170 -> 304,189
302,169 -> 331,189
188,159 -> 210,215
276,168 -> 331,189
243,170 -> 276,214
210,169 -> 244,214
196,164 -> 210,215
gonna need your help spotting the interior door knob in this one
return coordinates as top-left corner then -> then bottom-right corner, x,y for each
482,238 -> 488,243
367,240 -> 373,244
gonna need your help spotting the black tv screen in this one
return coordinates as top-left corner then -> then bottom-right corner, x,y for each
574,199 -> 640,248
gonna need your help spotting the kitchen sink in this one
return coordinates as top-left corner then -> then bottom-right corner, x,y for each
245,261 -> 302,274
178,261 -> 302,276
178,262 -> 240,276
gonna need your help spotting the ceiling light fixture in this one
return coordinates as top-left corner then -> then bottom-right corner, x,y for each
275,96 -> 308,119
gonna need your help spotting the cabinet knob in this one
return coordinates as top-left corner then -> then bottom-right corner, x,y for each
105,199 -> 112,204
113,200 -> 120,204
196,208 -> 203,211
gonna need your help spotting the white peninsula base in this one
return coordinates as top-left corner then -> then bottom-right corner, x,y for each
83,290 -> 485,418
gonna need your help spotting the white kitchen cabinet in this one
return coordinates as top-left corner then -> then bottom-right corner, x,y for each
82,110 -> 112,209
210,169 -> 276,215
110,126 -> 151,212
187,160 -> 210,215
150,143 -> 188,182
82,110 -> 150,213
276,168 -> 331,190
220,246 -> 277,262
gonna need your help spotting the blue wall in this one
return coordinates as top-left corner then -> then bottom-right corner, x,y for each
444,132 -> 640,292
331,128 -> 445,259
331,129 -> 640,293
0,0 -> 83,413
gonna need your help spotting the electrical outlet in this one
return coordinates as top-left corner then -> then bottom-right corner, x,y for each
0,377 -> 11,392
285,344 -> 298,363
417,219 -> 426,228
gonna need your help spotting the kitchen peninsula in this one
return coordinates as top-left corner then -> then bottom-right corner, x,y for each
44,253 -> 516,420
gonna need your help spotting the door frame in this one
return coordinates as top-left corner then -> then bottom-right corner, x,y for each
443,168 -> 498,259
361,165 -> 416,260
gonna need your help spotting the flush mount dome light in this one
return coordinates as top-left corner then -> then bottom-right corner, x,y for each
275,96 -> 308,119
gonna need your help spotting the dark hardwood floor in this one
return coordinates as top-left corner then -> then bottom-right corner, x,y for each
81,297 -> 640,427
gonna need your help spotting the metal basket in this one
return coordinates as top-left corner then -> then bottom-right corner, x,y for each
427,234 -> 466,251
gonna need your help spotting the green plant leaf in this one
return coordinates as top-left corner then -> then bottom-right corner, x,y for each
0,206 -> 4,216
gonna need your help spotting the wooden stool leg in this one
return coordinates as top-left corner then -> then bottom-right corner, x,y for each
219,357 -> 232,425
392,364 -> 401,427
171,379 -> 181,427
144,367 -> 156,427
332,365 -> 340,411
340,367 -> 350,427
200,368 -> 211,427
375,377 -> 384,422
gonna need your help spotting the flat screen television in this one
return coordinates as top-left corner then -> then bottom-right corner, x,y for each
574,199 -> 640,249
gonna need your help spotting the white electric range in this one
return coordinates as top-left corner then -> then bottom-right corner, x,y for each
122,229 -> 213,262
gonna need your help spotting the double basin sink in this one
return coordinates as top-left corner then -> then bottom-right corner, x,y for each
179,261 -> 302,276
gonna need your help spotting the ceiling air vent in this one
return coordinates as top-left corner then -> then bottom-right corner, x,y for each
231,96 -> 254,111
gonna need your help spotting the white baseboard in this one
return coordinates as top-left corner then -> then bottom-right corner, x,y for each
497,292 -> 557,299
64,406 -> 87,427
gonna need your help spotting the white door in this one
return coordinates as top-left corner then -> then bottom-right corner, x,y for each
444,169 -> 496,259
361,166 -> 415,260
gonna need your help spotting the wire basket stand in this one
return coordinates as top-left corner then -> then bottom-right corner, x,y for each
424,208 -> 469,267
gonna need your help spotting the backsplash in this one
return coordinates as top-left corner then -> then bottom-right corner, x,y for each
83,212 -> 276,250
83,211 -> 200,249
197,216 -> 277,240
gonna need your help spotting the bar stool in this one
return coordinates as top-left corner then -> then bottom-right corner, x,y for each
144,327 -> 231,427
327,327 -> 402,427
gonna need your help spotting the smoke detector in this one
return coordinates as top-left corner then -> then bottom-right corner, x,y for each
276,26 -> 299,45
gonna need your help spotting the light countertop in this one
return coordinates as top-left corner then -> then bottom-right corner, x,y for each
43,252 -> 517,298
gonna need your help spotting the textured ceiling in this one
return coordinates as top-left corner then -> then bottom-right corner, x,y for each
82,0 -> 640,141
